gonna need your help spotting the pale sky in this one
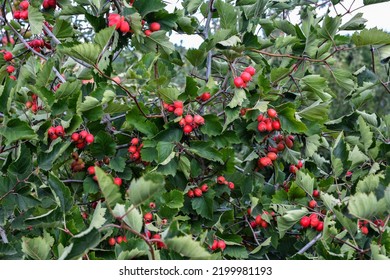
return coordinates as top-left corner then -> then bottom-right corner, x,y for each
165,0 -> 390,48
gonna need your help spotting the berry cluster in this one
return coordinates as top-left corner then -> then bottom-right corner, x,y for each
108,14 -> 131,33
27,38 -> 46,53
257,109 -> 281,132
210,239 -> 226,251
358,220 -> 369,235
47,125 -> 65,141
216,176 -> 235,190
70,152 -> 85,172
289,160 -> 303,174
128,137 -> 142,161
257,152 -> 277,168
108,235 -> 127,246
300,213 -> 323,231
196,92 -> 211,102
71,130 -> 94,149
187,184 -> 209,198
25,94 -> 41,113
233,66 -> 256,88
13,1 -> 29,20
178,114 -> 205,135
251,214 -> 270,229
163,100 -> 183,116
268,134 -> 294,153
2,36 -> 15,45
144,22 -> 160,36
42,0 -> 56,9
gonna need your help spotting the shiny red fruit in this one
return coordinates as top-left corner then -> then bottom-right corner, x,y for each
116,236 -> 123,244
308,200 -> 317,208
267,108 -> 277,118
313,190 -> 320,197
240,71 -> 252,83
217,240 -> 226,251
194,188 -> 203,197
144,212 -> 153,222
55,126 -> 64,136
361,226 -> 368,235
20,1 -> 29,10
228,182 -> 235,190
149,22 -> 161,32
310,217 -> 319,228
87,166 -> 95,175
187,190 -> 194,198
79,130 -> 88,139
71,132 -> 79,142
85,134 -> 94,144
119,21 -> 130,33
3,52 -> 13,61
217,176 -> 226,184
272,120 -> 281,130
244,66 -> 256,76
233,77 -> 244,88
300,216 -> 311,228
259,157 -> 272,167
108,237 -> 116,246
131,138 -> 139,146
6,65 -> 15,73
316,221 -> 324,232
113,177 -> 122,186
173,100 -> 183,108
174,107 -> 183,116
211,240 -> 218,251
183,124 -> 193,134
184,114 -> 193,124
149,202 -> 156,209
200,184 -> 208,193
267,152 -> 277,161
144,29 -> 152,36
194,115 -> 205,125
255,215 -> 262,225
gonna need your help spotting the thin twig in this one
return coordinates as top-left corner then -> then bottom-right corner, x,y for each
0,226 -> 9,243
204,0 -> 215,80
297,233 -> 322,254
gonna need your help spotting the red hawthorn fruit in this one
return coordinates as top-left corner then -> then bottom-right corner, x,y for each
183,124 -> 193,134
285,138 -> 294,148
108,14 -> 122,29
55,126 -> 64,136
174,107 -> 183,116
260,220 -> 268,228
79,130 -> 88,139
108,237 -> 116,246
308,200 -> 317,208
193,115 -> 205,125
179,118 -> 186,127
233,77 -> 244,88
313,190 -> 320,197
272,120 -> 281,130
244,66 -> 256,76
297,160 -> 303,169
149,22 -> 161,32
200,184 -> 208,193
361,226 -> 369,235
113,177 -> 122,186
144,29 -> 152,36
228,182 -> 235,190
131,138 -> 139,146
194,188 -> 203,197
310,217 -> 320,228
128,145 -> 137,153
20,1 -> 29,10
250,220 -> 257,228
257,114 -> 264,122
346,170 -> 353,177
85,134 -> 94,144
300,216 -> 311,228
20,10 -> 28,20
149,202 -> 156,209
267,108 -> 277,118
116,236 -> 123,244
277,143 -> 285,151
6,65 -> 15,73
217,240 -> 226,251
374,219 -> 384,227
184,114 -> 193,124
265,120 -> 273,132
187,190 -> 194,198
199,92 -> 211,101
259,157 -> 272,167
211,240 -> 218,251
257,121 -> 267,132
267,152 -> 277,161
217,176 -> 226,184
3,52 -> 13,61
131,151 -> 140,160
289,165 -> 298,174
173,100 -> 183,108
240,71 -> 252,83
87,166 -> 95,175
26,101 -> 33,108
144,212 -> 153,222
247,208 -> 252,215
13,11 -> 21,19
255,215 -> 262,225
316,221 -> 324,232
119,21 -> 130,33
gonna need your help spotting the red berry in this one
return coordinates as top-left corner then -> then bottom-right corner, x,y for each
85,134 -> 94,144
313,190 -> 320,197
257,121 -> 267,132
234,77 -> 244,88
260,220 -> 268,228
267,152 -> 277,161
3,52 -> 13,61
187,190 -> 194,198
183,124 -> 193,134
184,114 -> 193,124
308,200 -> 317,208
217,176 -> 226,184
173,100 -> 183,108
346,170 -> 353,177
289,165 -> 298,174
361,226 -> 368,235
131,138 -> 139,146
247,208 -> 252,215
131,151 -> 140,160
71,132 -> 80,142
144,212 -> 153,222
228,182 -> 235,190
310,217 -> 319,228
149,22 -> 161,32
116,236 -> 123,244
217,240 -> 226,251
200,92 -> 211,101
316,221 -> 324,232
13,11 -> 21,19
211,240 -> 218,251
259,157 -> 272,167
149,202 -> 156,209
267,108 -> 277,118
285,138 -> 294,149
20,1 -> 29,10
128,145 -> 137,153
113,177 -> 122,186
20,10 -> 28,20
194,188 -> 203,197
174,107 -> 183,116
79,130 -> 88,139
144,29 -> 152,36
26,101 -> 33,108
297,160 -> 303,169
277,143 -> 285,151
108,13 -> 122,29
240,71 -> 252,83
55,126 -> 64,136
193,115 -> 205,125
87,166 -> 95,175
179,118 -> 186,127
272,120 -> 281,130
200,184 -> 208,193
108,237 -> 116,246
250,220 -> 257,228
257,114 -> 264,122
6,65 -> 15,73
255,215 -> 262,225
244,66 -> 256,76
300,216 -> 311,228
48,127 -> 56,137
119,20 -> 130,33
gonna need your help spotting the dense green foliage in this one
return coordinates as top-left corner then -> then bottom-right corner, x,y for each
0,0 -> 389,260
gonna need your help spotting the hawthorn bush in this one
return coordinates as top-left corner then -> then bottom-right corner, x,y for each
0,0 -> 389,260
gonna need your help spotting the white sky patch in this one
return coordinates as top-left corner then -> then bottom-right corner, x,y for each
165,0 -> 390,49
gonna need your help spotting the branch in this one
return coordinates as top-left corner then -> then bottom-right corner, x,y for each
297,233 -> 322,254
0,226 -> 9,243
204,0 -> 215,80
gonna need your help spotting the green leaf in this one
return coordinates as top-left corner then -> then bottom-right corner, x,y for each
8,145 -> 32,181
215,0 -> 237,30
340,13 -> 367,30
319,15 -> 341,40
191,189 -> 214,220
277,209 -> 309,238
200,114 -> 223,136
113,204 -> 143,233
95,167 -> 123,209
228,88 -> 247,108
117,249 -> 148,260
185,48 -> 207,67
165,236 -> 212,260
363,0 -> 390,6
53,19 -> 75,39
224,245 -> 248,259
270,67 -> 290,83
28,6 -> 44,35
128,173 -> 165,206
332,69 -> 355,92
94,26 -> 116,49
0,119 -> 37,145
132,0 -> 165,17
358,116 -> 373,152
162,190 -> 184,209
348,192 -> 380,219
295,171 -> 314,196
356,174 -> 381,193
158,88 -> 180,103
38,142 -> 71,171
300,75 -> 332,101
60,43 -> 101,65
22,232 -> 54,260
188,141 -> 223,163
124,108 -> 159,137
109,157 -> 126,173
352,28 -> 390,46
63,229 -> 101,260
144,31 -> 175,55
334,209 -> 356,236
89,131 -> 116,160
331,132 -> 349,177
48,172 -> 73,214
304,134 -> 321,157
276,104 -> 307,133
74,202 -> 107,238
156,142 -> 174,164
348,146 -> 369,170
